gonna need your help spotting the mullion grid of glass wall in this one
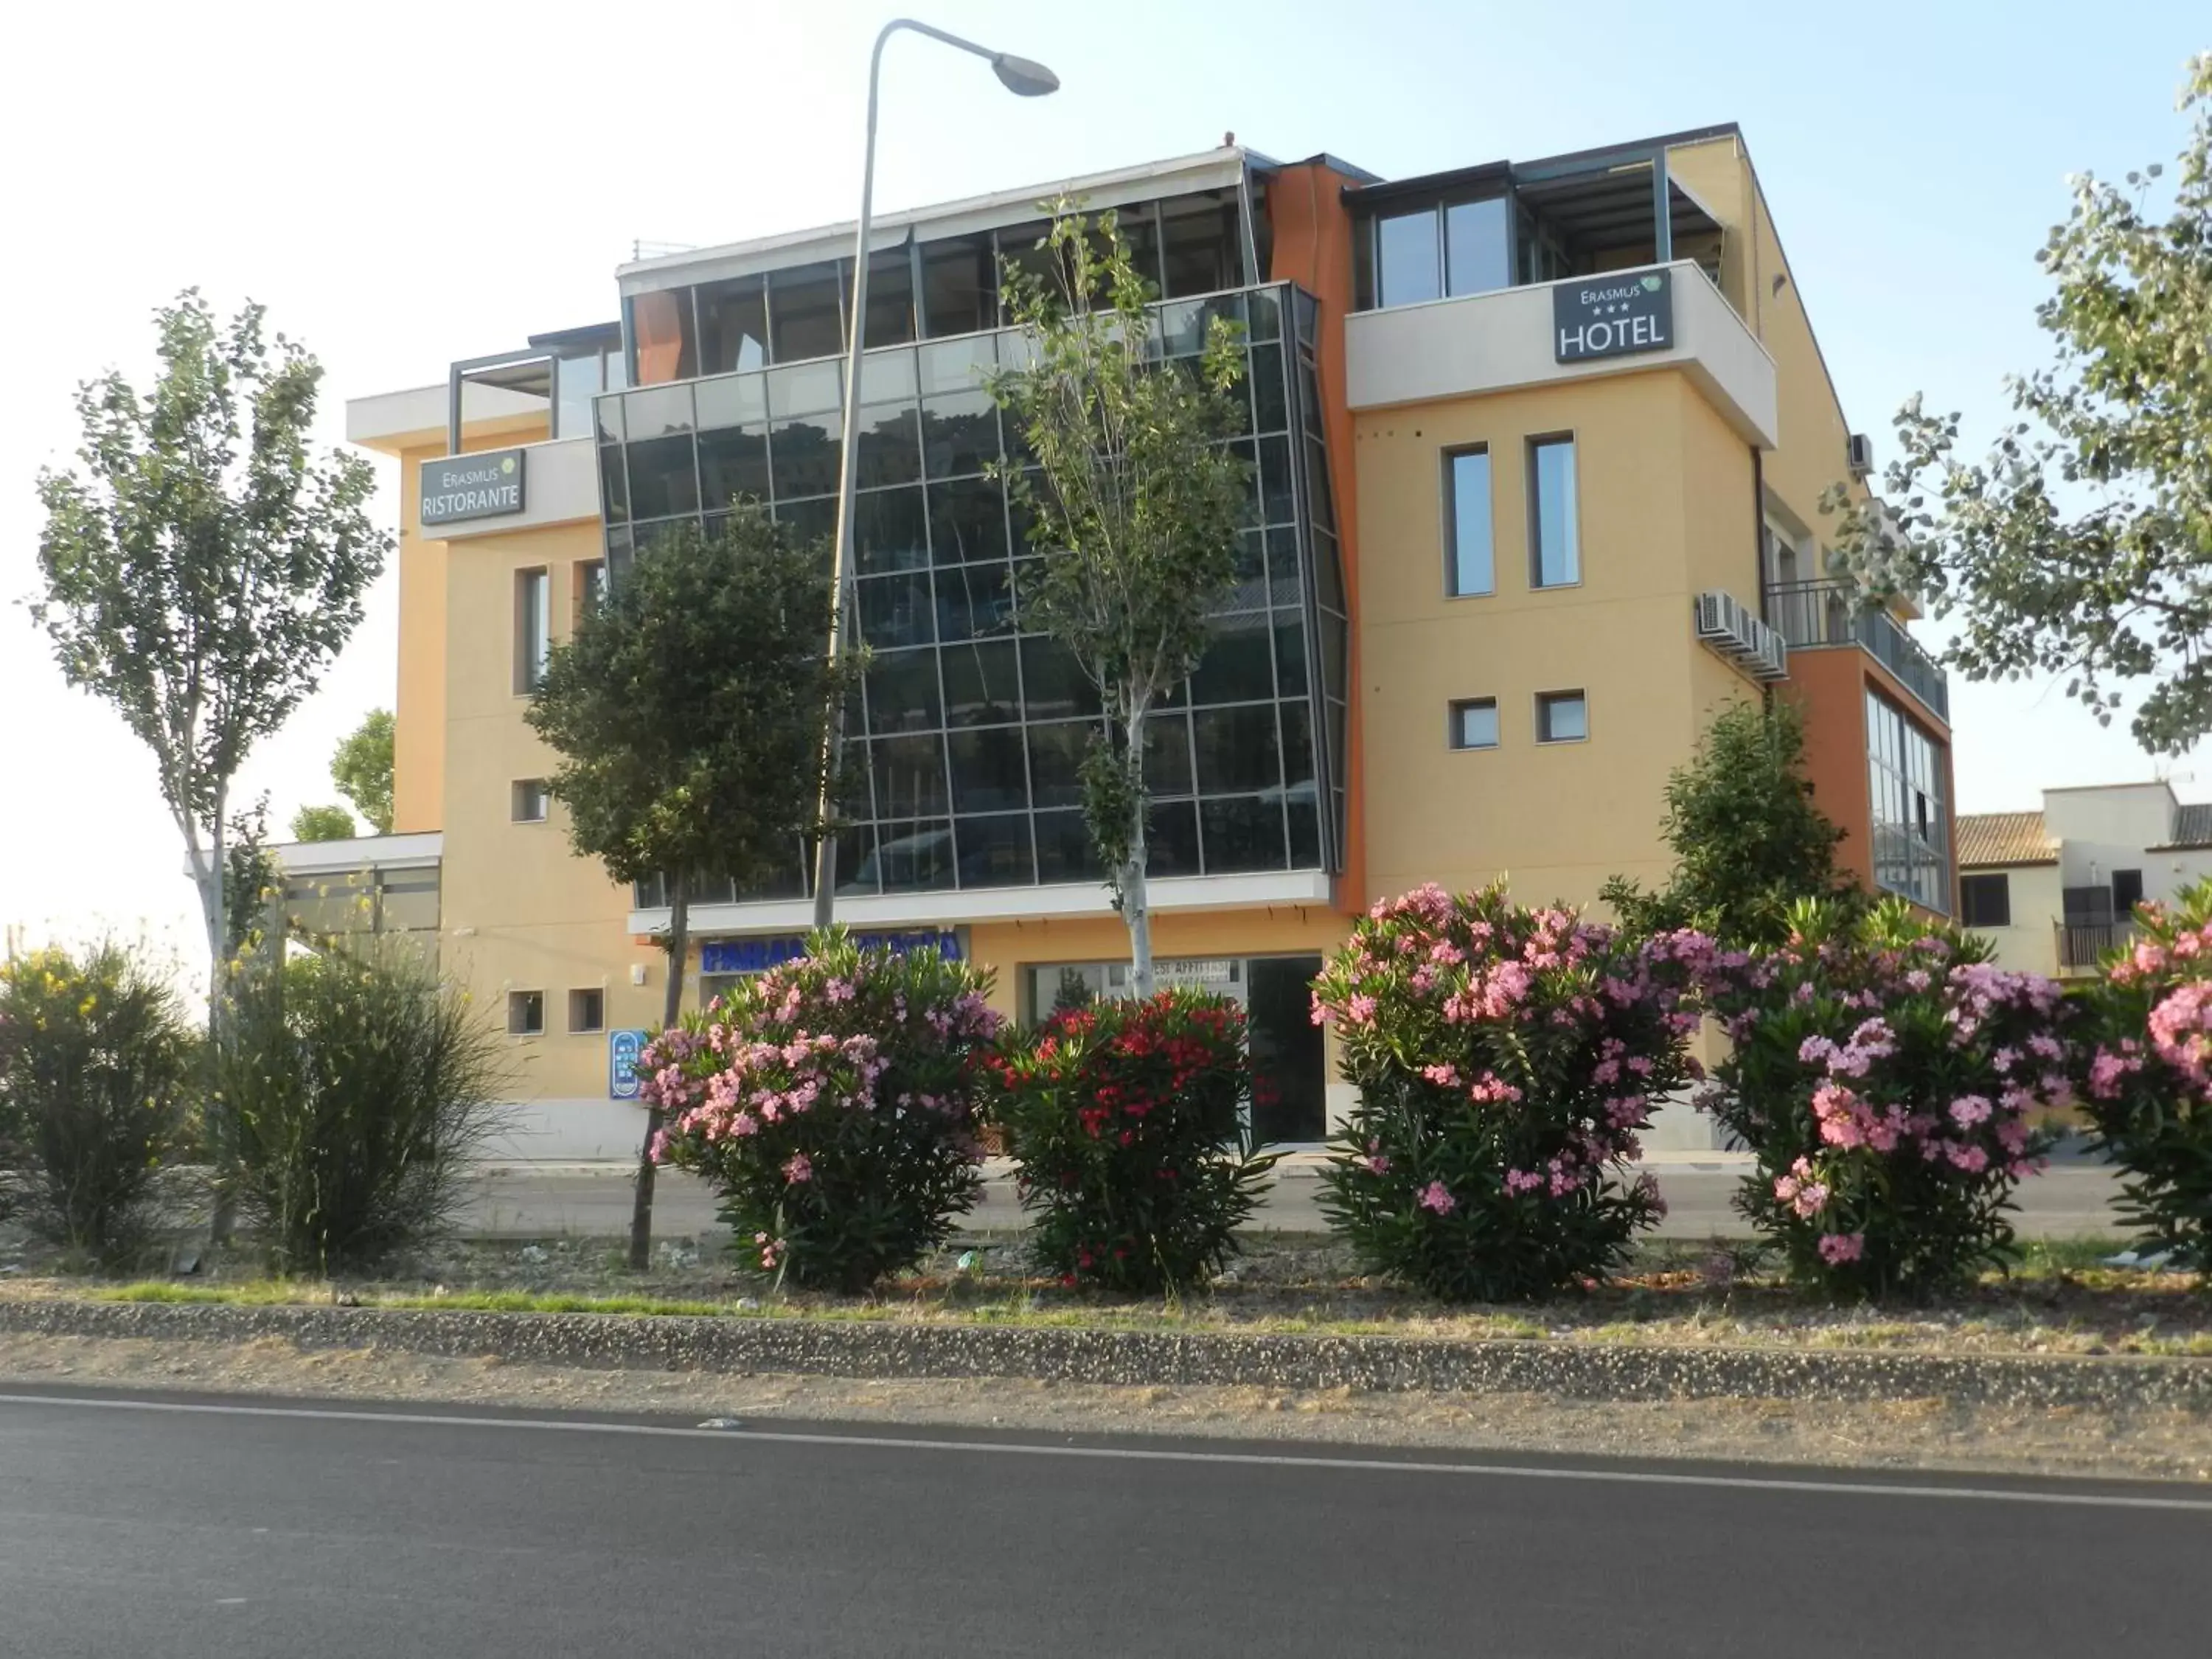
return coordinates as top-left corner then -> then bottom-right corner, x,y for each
1865,687 -> 1950,914
602,282 -> 1338,906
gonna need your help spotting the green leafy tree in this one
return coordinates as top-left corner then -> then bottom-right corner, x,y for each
1601,698 -> 1854,948
1826,55 -> 2212,753
289,803 -> 356,843
526,511 -> 853,1269
990,204 -> 1249,998
28,291 -> 388,1002
226,796 -> 282,954
331,708 -> 395,834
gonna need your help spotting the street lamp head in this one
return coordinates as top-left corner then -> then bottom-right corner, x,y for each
991,52 -> 1059,97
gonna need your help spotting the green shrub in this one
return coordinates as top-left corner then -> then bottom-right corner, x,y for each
992,990 -> 1276,1295
1314,884 -> 1701,1301
1691,899 -> 2068,1295
0,942 -> 197,1262
215,943 -> 507,1270
2072,878 -> 2212,1266
644,931 -> 998,1292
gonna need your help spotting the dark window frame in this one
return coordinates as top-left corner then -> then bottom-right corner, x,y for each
1959,872 -> 2013,929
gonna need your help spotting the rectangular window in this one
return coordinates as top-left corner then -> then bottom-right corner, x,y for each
1449,698 -> 1498,750
1528,437 -> 1579,588
514,568 -> 549,692
1375,208 -> 1441,308
1864,689 -> 1951,912
567,988 -> 605,1034
2112,868 -> 2145,916
1444,447 -> 1493,597
1444,197 -> 1512,297
507,991 -> 544,1037
573,559 -> 605,628
1960,872 -> 2012,928
1535,690 -> 1587,744
511,779 -> 549,823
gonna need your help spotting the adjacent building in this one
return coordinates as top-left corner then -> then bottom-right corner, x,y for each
312,125 -> 1955,1155
1958,782 -> 2212,976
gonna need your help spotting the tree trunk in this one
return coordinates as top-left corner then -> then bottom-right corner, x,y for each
629,871 -> 689,1271
1121,712 -> 1155,999
187,832 -> 243,1246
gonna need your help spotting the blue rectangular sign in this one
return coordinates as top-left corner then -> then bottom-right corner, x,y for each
697,931 -> 960,976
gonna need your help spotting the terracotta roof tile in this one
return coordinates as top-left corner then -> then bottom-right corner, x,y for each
1956,810 -> 2054,868
2152,801 -> 2212,850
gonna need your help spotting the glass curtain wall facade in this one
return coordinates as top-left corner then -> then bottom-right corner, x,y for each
608,279 -> 1349,908
1865,688 -> 1950,913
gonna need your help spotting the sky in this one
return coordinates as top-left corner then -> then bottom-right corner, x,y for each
1,0 -> 2207,965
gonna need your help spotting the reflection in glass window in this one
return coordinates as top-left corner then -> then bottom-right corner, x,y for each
956,813 -> 1036,886
921,236 -> 996,338
945,639 -> 1026,726
1444,198 -> 1512,296
1450,698 -> 1499,750
768,262 -> 844,363
1034,809 -> 1102,883
1160,192 -> 1243,298
921,389 -> 998,479
1528,436 -> 1579,587
928,476 -> 1009,564
863,246 -> 916,349
1201,795 -> 1290,874
1193,704 -> 1281,796
1025,720 -> 1093,810
1143,710 -> 1194,797
854,403 -> 921,489
1536,691 -> 1587,744
697,425 -> 769,509
555,352 -> 605,439
852,486 -> 928,574
1446,448 -> 1493,597
1865,689 -> 1950,911
628,290 -> 697,384
1376,209 -> 1441,307
947,726 -> 1029,815
768,416 -> 839,499
936,560 -> 1014,643
872,733 -> 949,819
856,572 -> 934,650
863,647 -> 942,733
625,434 -> 699,521
696,276 -> 768,375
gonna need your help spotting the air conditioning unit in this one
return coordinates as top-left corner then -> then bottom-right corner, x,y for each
1694,590 -> 1790,682
1846,432 -> 1876,479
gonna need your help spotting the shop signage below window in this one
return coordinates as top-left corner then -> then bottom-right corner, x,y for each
1553,270 -> 1673,364
1155,957 -> 1238,986
698,931 -> 961,975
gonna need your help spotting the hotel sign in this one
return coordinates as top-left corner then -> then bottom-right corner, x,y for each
1553,270 -> 1674,364
420,448 -> 526,526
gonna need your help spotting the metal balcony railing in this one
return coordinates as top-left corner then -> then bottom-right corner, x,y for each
2056,919 -> 2135,971
1764,580 -> 1949,723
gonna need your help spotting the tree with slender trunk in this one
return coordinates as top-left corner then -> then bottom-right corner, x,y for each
990,204 -> 1249,996
1825,55 -> 2212,754
526,511 -> 854,1270
31,292 -> 386,998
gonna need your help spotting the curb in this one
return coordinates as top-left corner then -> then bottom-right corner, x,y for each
2,1298 -> 2207,1413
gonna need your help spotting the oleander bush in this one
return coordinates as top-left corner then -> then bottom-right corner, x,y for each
643,931 -> 999,1291
1691,898 -> 2067,1295
0,942 -> 198,1262
1315,883 -> 1703,1301
991,989 -> 1276,1295
2071,878 -> 2212,1267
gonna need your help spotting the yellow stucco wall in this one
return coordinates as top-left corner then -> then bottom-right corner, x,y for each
434,518 -> 663,1102
392,445 -> 448,835
1352,366 -> 1767,913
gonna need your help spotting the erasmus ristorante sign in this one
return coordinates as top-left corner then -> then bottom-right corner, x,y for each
420,448 -> 526,527
1553,270 -> 1673,364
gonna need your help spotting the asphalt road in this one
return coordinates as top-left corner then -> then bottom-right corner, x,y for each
462,1158 -> 2130,1242
1,1387 -> 2207,1658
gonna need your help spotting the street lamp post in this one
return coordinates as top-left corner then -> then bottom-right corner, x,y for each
809,18 -> 1058,930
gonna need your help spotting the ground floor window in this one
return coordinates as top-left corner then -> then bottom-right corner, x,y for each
1022,953 -> 1327,1144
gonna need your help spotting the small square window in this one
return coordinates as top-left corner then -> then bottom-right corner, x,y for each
1449,698 -> 1498,750
568,988 -> 605,1034
1536,690 -> 1587,744
507,990 -> 544,1036
512,779 -> 549,822
1960,872 -> 2012,929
